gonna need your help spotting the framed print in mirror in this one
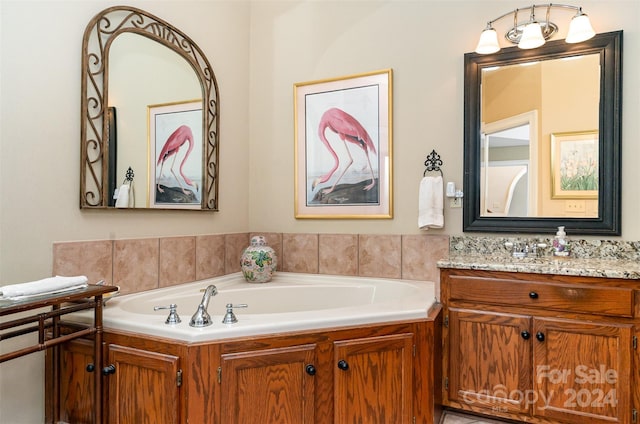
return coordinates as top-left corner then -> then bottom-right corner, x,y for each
551,130 -> 598,199
294,69 -> 393,219
148,99 -> 203,209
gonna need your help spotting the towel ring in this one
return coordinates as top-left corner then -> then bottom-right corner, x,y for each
423,150 -> 443,177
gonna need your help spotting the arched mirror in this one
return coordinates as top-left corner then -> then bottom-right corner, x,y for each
80,6 -> 219,210
463,31 -> 622,235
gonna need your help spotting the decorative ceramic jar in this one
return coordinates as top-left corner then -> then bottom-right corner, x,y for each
240,236 -> 277,283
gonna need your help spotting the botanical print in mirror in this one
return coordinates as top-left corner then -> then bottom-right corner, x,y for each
148,100 -> 203,209
551,131 -> 598,201
293,69 -> 393,219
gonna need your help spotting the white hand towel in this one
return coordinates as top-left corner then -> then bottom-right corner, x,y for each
418,176 -> 444,230
0,275 -> 88,299
115,184 -> 130,208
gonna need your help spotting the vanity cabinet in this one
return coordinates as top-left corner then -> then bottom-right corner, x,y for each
49,309 -> 441,424
441,269 -> 636,424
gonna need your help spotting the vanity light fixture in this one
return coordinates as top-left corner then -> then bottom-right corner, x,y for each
475,3 -> 595,54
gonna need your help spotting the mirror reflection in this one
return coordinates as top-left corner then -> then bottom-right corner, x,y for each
80,6 -> 219,210
480,53 -> 599,218
109,34 -> 202,208
463,31 -> 622,235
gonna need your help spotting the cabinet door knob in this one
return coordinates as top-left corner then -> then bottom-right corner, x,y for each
86,363 -> 95,372
536,332 -> 545,342
102,364 -> 116,375
529,292 -> 539,299
521,331 -> 531,340
337,360 -> 349,371
305,364 -> 316,376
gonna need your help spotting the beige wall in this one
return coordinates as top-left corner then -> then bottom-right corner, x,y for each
1,1 -> 639,422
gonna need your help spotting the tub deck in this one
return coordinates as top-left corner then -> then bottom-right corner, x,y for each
67,272 -> 438,342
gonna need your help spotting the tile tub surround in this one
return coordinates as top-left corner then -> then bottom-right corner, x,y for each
442,236 -> 640,279
53,233 -> 449,295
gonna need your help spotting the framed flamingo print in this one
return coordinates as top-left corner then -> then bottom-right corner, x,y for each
148,99 -> 203,209
294,69 -> 393,219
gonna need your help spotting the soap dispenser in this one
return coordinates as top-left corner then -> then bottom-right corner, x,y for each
552,226 -> 570,257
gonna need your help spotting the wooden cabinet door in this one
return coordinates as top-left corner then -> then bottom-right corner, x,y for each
448,308 -> 532,414
57,339 -> 95,424
105,344 -> 180,424
532,317 -> 632,424
220,344 -> 317,424
333,333 -> 414,424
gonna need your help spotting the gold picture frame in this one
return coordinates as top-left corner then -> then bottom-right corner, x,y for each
551,130 -> 599,199
293,69 -> 393,219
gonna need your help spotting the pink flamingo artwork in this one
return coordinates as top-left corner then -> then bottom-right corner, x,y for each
312,107 -> 377,195
156,124 -> 199,195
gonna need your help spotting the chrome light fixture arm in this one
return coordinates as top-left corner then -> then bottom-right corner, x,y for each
476,3 -> 595,54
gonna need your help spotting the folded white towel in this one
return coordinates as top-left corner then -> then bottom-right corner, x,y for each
0,275 -> 88,299
418,176 -> 444,230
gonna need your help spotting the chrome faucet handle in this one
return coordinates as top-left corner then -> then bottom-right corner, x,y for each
222,304 -> 248,324
154,304 -> 181,325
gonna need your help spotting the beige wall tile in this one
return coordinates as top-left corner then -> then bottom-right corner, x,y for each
52,240 -> 113,285
358,234 -> 401,278
250,232 -> 282,272
282,233 -> 318,273
224,233 -> 250,274
159,236 -> 195,287
319,234 -> 358,276
113,238 -> 159,295
196,234 -> 226,280
401,234 -> 449,285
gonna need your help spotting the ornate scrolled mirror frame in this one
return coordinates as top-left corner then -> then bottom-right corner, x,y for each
80,6 -> 219,210
463,31 -> 622,235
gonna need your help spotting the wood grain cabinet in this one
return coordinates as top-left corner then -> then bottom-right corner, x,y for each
333,333 -> 415,423
220,344 -> 318,423
50,338 -> 182,424
441,268 -> 637,424
104,344 -> 180,424
219,329 -> 425,424
49,309 -> 441,424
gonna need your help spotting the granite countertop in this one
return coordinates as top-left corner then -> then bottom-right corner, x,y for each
438,255 -> 640,280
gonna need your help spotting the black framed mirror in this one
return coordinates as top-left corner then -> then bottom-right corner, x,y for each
463,31 -> 622,235
80,6 -> 219,210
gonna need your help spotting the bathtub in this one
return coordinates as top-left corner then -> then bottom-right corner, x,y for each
68,272 -> 438,342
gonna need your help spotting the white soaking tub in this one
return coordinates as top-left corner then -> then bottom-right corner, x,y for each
68,272 -> 438,342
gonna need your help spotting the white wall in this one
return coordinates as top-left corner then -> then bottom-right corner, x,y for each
0,1 -> 250,422
247,0 -> 640,236
1,1 -> 638,422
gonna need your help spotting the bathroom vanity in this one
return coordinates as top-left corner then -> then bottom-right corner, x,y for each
439,257 -> 640,424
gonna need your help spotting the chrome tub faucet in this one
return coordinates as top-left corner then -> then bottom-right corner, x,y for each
189,285 -> 218,327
